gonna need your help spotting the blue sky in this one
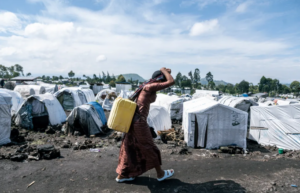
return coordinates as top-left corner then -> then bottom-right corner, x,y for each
0,0 -> 299,84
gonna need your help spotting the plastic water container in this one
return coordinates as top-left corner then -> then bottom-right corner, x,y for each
278,148 -> 284,154
107,97 -> 136,133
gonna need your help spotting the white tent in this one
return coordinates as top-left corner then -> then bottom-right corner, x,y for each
193,90 -> 219,99
40,83 -> 58,94
14,85 -> 46,98
118,90 -> 129,99
183,97 -> 248,149
54,87 -> 91,111
218,96 -> 258,112
276,99 -> 299,106
95,89 -> 117,105
0,91 -> 12,145
258,101 -> 273,107
152,94 -> 185,120
80,89 -> 95,102
14,93 -> 66,129
249,104 -> 300,150
148,105 -> 172,138
116,83 -> 132,93
0,89 -> 24,116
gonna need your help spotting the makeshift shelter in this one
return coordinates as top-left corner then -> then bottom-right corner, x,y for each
54,87 -> 92,111
14,93 -> 66,130
88,102 -> 107,125
276,99 -> 299,106
249,104 -> 300,150
40,83 -> 58,94
80,89 -> 95,102
218,96 -> 258,113
0,89 -> 24,116
152,94 -> 185,120
92,84 -> 103,95
14,85 -> 46,98
66,104 -> 106,137
0,91 -> 12,145
118,90 -> 129,99
95,89 -> 117,105
183,97 -> 248,149
147,105 -> 172,138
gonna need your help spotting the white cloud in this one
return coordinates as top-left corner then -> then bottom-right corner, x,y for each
0,12 -> 22,32
96,55 -> 107,62
236,1 -> 251,13
190,19 -> 218,36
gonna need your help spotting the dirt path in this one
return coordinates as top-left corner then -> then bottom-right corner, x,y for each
1,145 -> 300,193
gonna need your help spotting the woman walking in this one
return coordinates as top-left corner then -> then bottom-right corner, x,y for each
116,67 -> 175,183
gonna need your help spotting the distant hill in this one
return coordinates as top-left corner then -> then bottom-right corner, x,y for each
120,73 -> 146,83
200,78 -> 229,86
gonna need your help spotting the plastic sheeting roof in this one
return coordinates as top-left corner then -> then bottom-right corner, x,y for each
148,105 -> 172,139
0,91 -> 12,145
0,89 -> 24,116
218,96 -> 258,112
183,97 -> 248,149
249,104 -> 300,150
14,85 -> 46,98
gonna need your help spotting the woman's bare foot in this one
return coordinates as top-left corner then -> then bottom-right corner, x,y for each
117,175 -> 127,179
157,170 -> 165,179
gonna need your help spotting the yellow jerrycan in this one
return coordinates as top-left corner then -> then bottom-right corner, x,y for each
107,97 -> 137,133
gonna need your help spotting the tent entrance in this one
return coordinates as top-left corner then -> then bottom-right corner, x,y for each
30,99 -> 49,130
58,93 -> 75,111
194,114 -> 208,148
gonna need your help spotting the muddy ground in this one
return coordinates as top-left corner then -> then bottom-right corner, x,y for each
1,116 -> 300,192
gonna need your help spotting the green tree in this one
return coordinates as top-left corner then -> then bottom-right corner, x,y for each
59,75 -> 63,80
206,72 -> 213,83
116,75 -> 126,82
26,73 -> 32,76
225,84 -> 235,94
290,81 -> 300,95
109,80 -> 116,87
175,72 -> 182,87
193,68 -> 201,89
14,64 -> 24,76
238,80 -> 250,93
102,71 -> 106,83
188,71 -> 194,88
281,85 -> 291,94
68,70 -> 75,78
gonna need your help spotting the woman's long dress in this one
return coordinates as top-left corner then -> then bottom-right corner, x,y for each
116,81 -> 173,177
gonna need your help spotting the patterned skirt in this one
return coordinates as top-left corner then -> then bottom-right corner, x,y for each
116,117 -> 162,177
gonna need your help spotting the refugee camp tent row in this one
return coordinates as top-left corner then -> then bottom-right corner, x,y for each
0,89 -> 24,116
183,97 -> 248,150
249,104 -> 300,150
193,90 -> 219,100
148,105 -> 172,138
0,91 -> 12,145
14,93 -> 67,129
14,85 -> 46,99
54,88 -> 94,111
92,84 -> 103,95
152,94 -> 185,121
218,96 -> 258,113
66,102 -> 107,137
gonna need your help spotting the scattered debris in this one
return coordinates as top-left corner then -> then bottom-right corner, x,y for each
27,181 -> 35,188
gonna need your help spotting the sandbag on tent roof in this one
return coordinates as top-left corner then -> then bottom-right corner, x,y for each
183,97 -> 248,149
148,105 -> 172,139
14,85 -> 46,98
152,94 -> 185,120
66,104 -> 105,137
54,87 -> 89,111
0,88 -> 24,116
40,83 -> 58,94
218,96 -> 258,112
14,93 -> 67,129
0,91 -> 12,145
249,104 -> 300,150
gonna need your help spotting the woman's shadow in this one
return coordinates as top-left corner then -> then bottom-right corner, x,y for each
127,177 -> 246,193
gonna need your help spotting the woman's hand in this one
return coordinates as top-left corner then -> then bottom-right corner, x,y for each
160,67 -> 171,74
160,67 -> 175,85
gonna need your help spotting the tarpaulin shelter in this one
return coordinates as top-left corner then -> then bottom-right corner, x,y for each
80,89 -> 95,102
0,88 -> 24,116
116,82 -> 132,93
92,84 -> 103,95
54,87 -> 92,111
40,83 -> 58,94
88,102 -> 107,125
14,85 -> 46,98
95,89 -> 117,109
152,94 -> 185,120
218,96 -> 258,113
193,90 -> 219,99
148,105 -> 172,138
276,99 -> 299,106
183,97 -> 248,149
13,93 -> 66,129
249,104 -> 300,150
0,91 -> 12,145
66,104 -> 105,137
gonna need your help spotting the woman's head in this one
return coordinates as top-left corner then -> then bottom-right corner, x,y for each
152,70 -> 166,82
